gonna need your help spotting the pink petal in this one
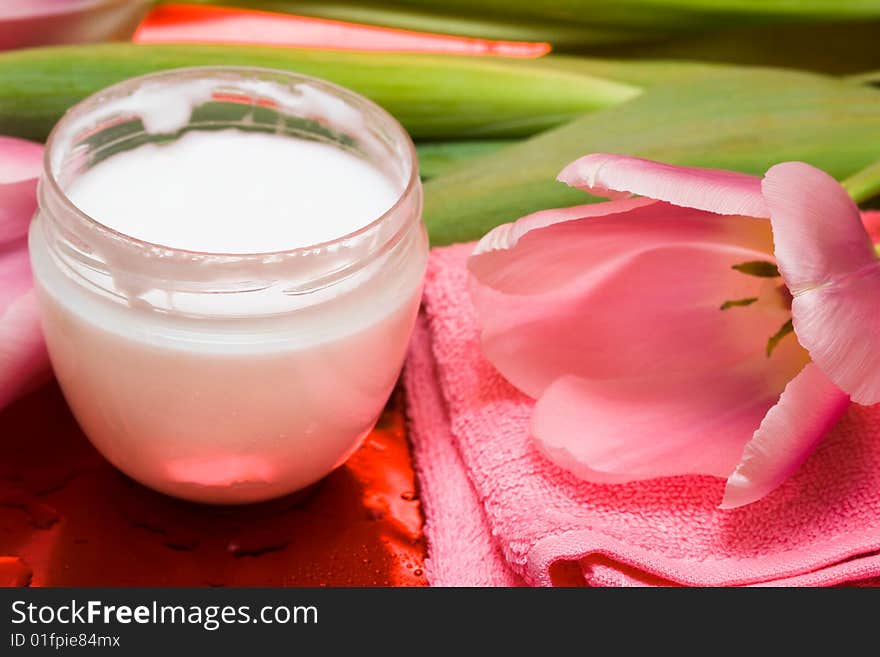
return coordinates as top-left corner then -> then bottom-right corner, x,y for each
860,210 -> 880,244
0,136 -> 43,244
0,1 -> 150,50
531,332 -> 809,483
468,200 -> 780,399
559,153 -> 768,217
721,363 -> 850,509
0,136 -> 42,310
133,4 -> 551,58
0,245 -> 33,309
0,136 -> 47,409
471,196 -> 656,259
762,162 -> 880,404
0,290 -> 49,410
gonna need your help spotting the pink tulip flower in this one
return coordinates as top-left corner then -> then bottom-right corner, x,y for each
1,136 -> 47,410
468,153 -> 879,508
0,1 -> 151,51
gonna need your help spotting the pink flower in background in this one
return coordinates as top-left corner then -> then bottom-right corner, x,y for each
1,136 -> 48,410
468,153 -> 880,508
0,1 -> 151,51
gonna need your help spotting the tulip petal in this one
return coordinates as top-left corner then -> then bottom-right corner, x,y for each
0,244 -> 33,309
860,210 -> 880,244
0,290 -> 48,409
531,329 -> 809,483
134,4 -> 552,58
721,363 -> 850,509
0,136 -> 42,244
469,200 -> 782,399
0,1 -> 150,51
762,162 -> 880,404
471,196 -> 655,259
763,162 -> 875,290
558,153 -> 768,217
0,136 -> 42,307
0,136 -> 47,410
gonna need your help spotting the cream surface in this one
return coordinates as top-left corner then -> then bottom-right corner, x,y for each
66,129 -> 399,253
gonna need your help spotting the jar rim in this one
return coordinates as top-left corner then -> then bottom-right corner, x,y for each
42,64 -> 420,261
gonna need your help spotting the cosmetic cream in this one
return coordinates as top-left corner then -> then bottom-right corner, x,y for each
29,67 -> 427,504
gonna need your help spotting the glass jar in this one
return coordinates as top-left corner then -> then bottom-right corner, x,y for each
29,67 -> 427,504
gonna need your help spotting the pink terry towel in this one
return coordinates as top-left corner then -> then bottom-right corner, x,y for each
404,243 -> 880,587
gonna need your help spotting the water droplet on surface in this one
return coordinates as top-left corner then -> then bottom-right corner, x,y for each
400,491 -> 417,501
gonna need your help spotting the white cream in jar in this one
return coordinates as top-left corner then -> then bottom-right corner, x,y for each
66,129 -> 400,252
29,67 -> 427,504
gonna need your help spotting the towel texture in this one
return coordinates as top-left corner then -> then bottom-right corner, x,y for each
404,244 -> 880,587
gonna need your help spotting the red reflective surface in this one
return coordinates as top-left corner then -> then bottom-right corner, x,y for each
0,383 -> 427,587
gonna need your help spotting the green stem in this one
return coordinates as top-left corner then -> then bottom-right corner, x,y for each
842,158 -> 880,205
847,70 -> 880,86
